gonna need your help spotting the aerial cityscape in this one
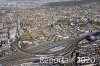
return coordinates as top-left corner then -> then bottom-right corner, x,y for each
0,0 -> 100,66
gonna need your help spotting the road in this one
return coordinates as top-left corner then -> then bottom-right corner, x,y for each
0,32 -> 99,66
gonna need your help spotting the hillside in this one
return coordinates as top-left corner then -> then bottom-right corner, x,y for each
45,0 -> 100,7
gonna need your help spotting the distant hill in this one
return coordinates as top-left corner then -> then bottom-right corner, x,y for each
45,0 -> 100,7
45,1 -> 83,7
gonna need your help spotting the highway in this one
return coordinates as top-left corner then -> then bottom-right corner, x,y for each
0,32 -> 99,66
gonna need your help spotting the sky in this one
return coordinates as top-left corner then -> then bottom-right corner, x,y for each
0,0 -> 81,3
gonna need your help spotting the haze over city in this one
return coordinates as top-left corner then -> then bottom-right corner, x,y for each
0,0 -> 81,3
